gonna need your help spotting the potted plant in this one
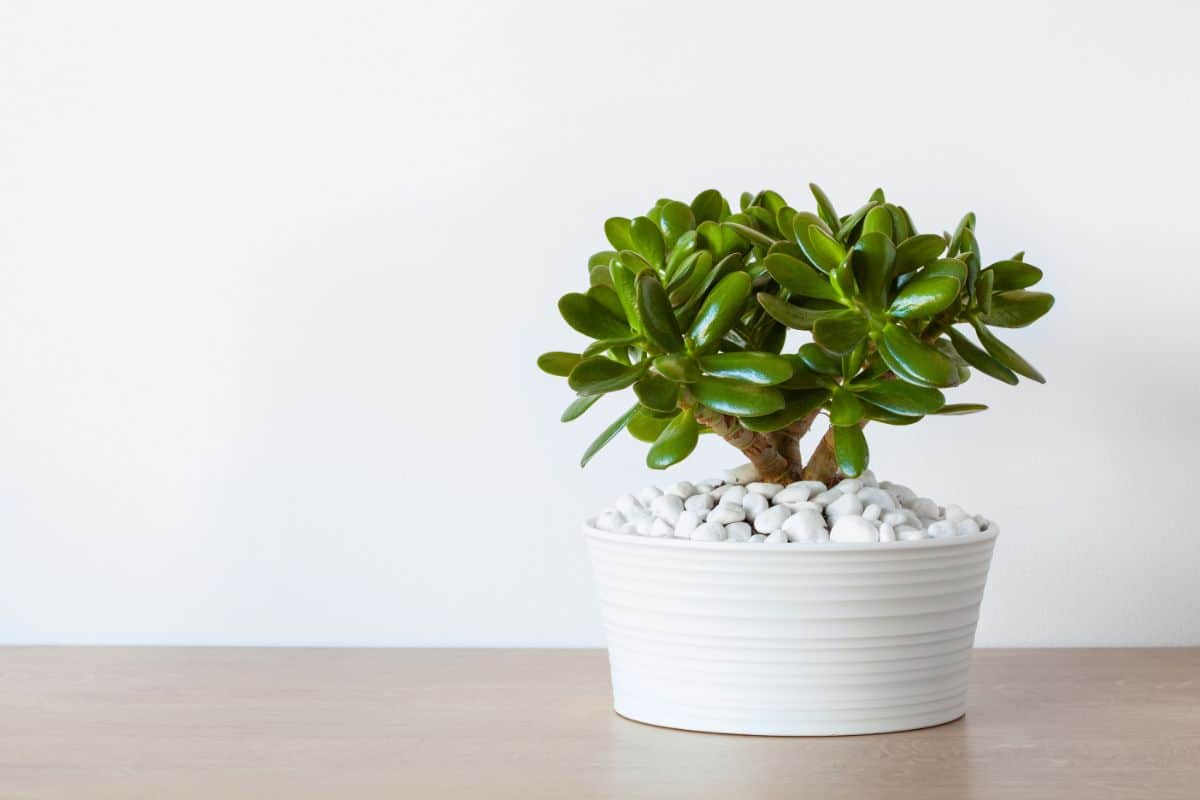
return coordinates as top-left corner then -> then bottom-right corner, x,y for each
538,185 -> 1053,735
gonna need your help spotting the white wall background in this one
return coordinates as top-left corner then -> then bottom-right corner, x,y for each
2,0 -> 1198,647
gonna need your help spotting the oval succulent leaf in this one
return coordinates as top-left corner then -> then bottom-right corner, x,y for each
888,274 -> 961,318
537,351 -> 581,377
878,323 -> 959,387
932,403 -> 989,415
739,389 -> 829,432
970,318 -> 1046,383
809,183 -> 839,230
692,376 -> 786,417
857,380 -> 945,416
604,217 -> 634,251
697,352 -> 794,386
980,290 -> 1055,328
587,284 -> 625,321
723,221 -> 775,247
986,259 -> 1044,290
894,234 -> 947,275
658,201 -> 695,248
646,409 -> 700,469
687,271 -> 752,353
851,232 -> 896,309
567,356 -> 647,395
833,424 -> 868,477
653,353 -> 701,383
630,216 -> 665,267
788,212 -> 830,267
561,393 -> 600,422
582,333 -> 642,357
762,253 -> 841,301
580,405 -> 639,467
608,262 -> 641,333
633,373 -> 680,412
691,189 -> 725,224
946,212 -> 976,257
813,311 -> 869,355
829,388 -> 865,425
796,342 -> 842,375
946,327 -> 1018,385
558,293 -> 630,340
802,224 -> 847,273
756,293 -> 838,331
627,406 -> 672,442
635,271 -> 684,352
862,206 -> 893,238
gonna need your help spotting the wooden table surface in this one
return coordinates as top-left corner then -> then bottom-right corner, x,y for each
1,648 -> 1198,799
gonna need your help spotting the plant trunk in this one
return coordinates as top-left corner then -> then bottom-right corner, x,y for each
766,411 -> 820,482
801,426 -> 840,486
690,405 -> 792,484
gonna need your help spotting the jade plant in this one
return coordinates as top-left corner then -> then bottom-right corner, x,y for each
537,186 -> 1053,486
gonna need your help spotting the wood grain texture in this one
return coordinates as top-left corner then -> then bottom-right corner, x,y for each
1,648 -> 1198,799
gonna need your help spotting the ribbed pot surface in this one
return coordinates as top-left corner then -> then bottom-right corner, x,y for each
585,526 -> 998,736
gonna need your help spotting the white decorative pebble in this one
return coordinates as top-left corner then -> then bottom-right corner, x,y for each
789,481 -> 830,494
764,529 -> 788,543
707,502 -> 746,525
635,518 -> 653,535
773,486 -> 811,504
674,510 -> 701,539
944,504 -> 968,523
883,509 -> 919,527
782,510 -> 827,543
723,485 -> 748,504
684,493 -> 715,514
857,487 -> 897,511
596,511 -> 625,531
906,497 -> 940,519
747,482 -> 784,499
880,481 -> 917,505
741,491 -> 769,522
729,463 -> 760,484
834,478 -> 863,494
637,486 -> 664,505
956,517 -> 982,536
749,534 -> 767,543
650,494 -> 684,525
615,494 -> 642,516
777,500 -> 821,513
753,505 -> 792,534
927,520 -> 958,538
695,482 -> 717,493
830,515 -> 880,543
649,518 -> 674,537
692,521 -> 727,541
862,503 -> 882,522
666,481 -> 697,498
897,525 -> 927,541
812,489 -> 842,506
879,521 -> 897,542
826,492 -> 864,520
725,522 -> 753,542
858,469 -> 878,487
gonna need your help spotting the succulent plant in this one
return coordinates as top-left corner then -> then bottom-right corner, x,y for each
538,185 -> 1054,485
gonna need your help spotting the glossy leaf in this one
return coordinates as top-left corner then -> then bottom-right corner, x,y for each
789,212 -> 832,269
692,376 -> 786,417
608,262 -> 641,333
587,285 -> 625,321
932,403 -> 988,415
634,374 -> 680,412
887,204 -> 911,242
976,269 -> 995,315
698,352 -> 794,385
851,232 -> 895,308
558,293 -> 630,340
664,230 -> 698,277
980,291 -> 1055,328
813,311 -> 869,354
878,323 -> 958,387
862,206 -> 893,238
809,183 -> 839,230
762,253 -> 840,301
630,216 -> 665,267
604,217 -> 634,251
691,189 -> 725,224
796,342 -> 841,375
635,271 -> 684,352
580,405 -> 638,467
658,201 -> 695,248
627,407 -> 672,442
894,234 -> 947,275
858,381 -> 945,416
588,263 -> 613,288
946,212 -> 975,257
986,260 -> 1044,290
589,250 -> 618,268
561,393 -> 600,422
836,202 -> 876,241
802,224 -> 847,273
946,327 -> 1018,385
829,388 -> 865,425
688,271 -> 752,353
647,409 -> 699,469
739,389 -> 829,432
833,425 -> 868,477
756,293 -> 838,331
653,353 -> 701,383
582,333 -> 641,356
568,357 -> 647,395
537,351 -> 581,377
970,319 -> 1045,383
888,275 -> 961,318
723,221 -> 775,247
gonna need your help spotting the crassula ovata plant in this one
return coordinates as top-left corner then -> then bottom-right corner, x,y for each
538,185 -> 1053,486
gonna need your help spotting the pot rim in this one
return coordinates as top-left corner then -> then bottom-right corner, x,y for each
583,523 -> 998,552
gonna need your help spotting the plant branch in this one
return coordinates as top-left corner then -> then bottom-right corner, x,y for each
682,392 -> 792,484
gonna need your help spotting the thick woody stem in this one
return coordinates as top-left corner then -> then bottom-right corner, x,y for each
767,410 -> 821,481
801,425 -> 840,486
689,405 -> 792,484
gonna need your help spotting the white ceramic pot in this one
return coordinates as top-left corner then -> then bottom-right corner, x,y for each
585,525 -> 998,736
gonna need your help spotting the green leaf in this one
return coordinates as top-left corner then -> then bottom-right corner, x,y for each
862,206 -> 893,238
658,201 -> 695,249
887,204 -> 912,242
946,212 -> 975,257
946,327 -> 1018,385
653,353 -> 701,383
687,271 -> 752,353
627,406 -> 672,442
635,271 -> 684,352
894,234 -> 947,275
633,374 -> 679,413
986,260 -> 1044,290
762,253 -> 840,301
788,212 -> 832,268
664,229 -> 698,277
932,403 -> 988,415
630,216 -> 665,267
739,389 -> 829,431
975,269 -> 995,315
980,290 -> 1055,328
604,217 -> 634,251
558,293 -> 631,339
608,263 -> 641,333
667,251 -> 713,307
537,351 -> 581,377
809,183 -> 839,230
691,189 -> 725,224
831,263 -> 857,301
588,263 -> 614,289
802,224 -> 847,273
646,409 -> 699,469
878,323 -> 958,387
698,352 -> 794,385
829,388 -> 865,425
813,311 -> 869,355
888,275 -> 961,318
796,342 -> 841,375
850,232 -> 895,308
970,318 -> 1045,383
756,293 -> 838,331
833,425 -> 868,477
858,381 -> 945,416
587,285 -> 625,321
561,393 -> 600,422
920,258 -> 968,283
697,220 -> 747,259
567,357 -> 647,395
836,202 -> 877,241
723,221 -> 775,247
589,250 -> 618,268
582,333 -> 642,357
863,406 -> 924,425
692,376 -> 786,417
581,405 -> 639,467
